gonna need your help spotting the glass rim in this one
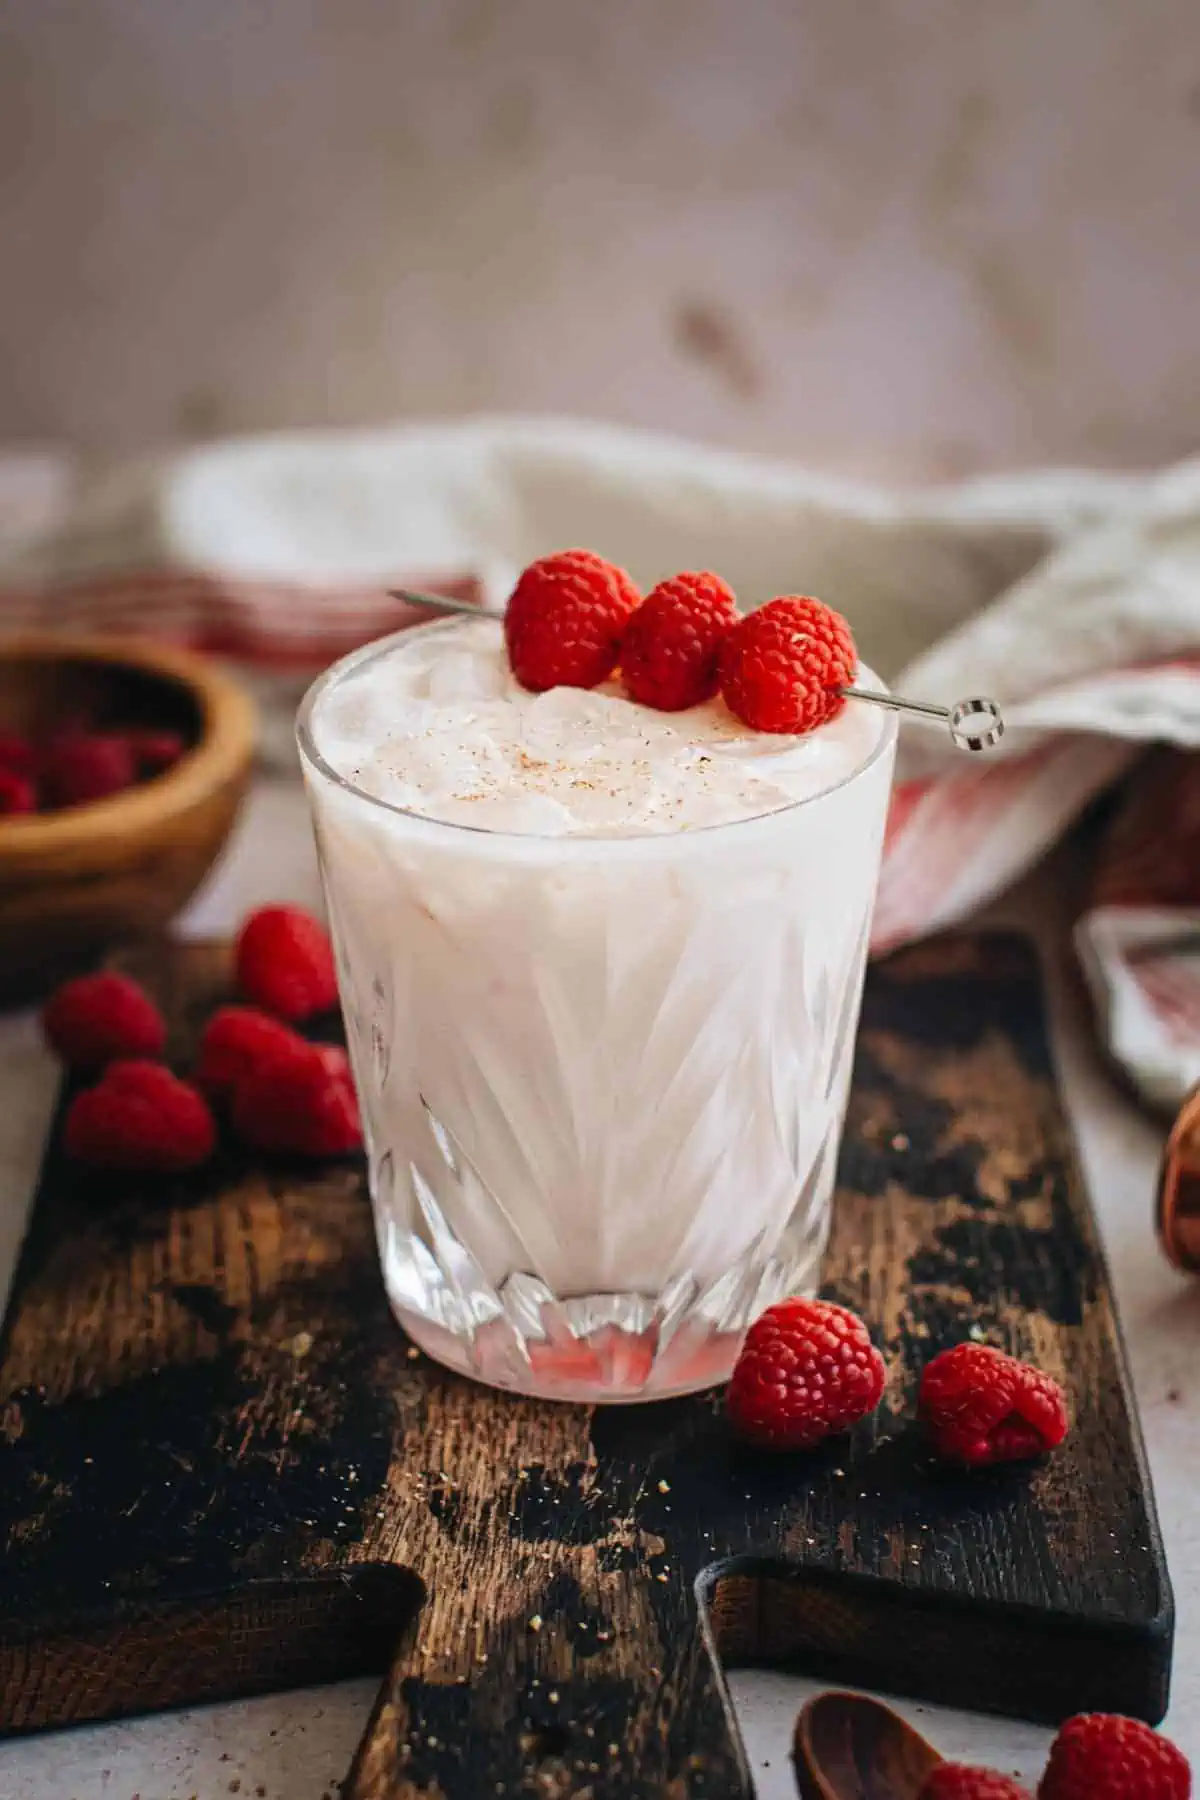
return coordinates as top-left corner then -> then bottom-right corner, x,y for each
295,616 -> 898,848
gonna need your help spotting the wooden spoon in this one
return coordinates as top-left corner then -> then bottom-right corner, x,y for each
794,1691 -> 944,1800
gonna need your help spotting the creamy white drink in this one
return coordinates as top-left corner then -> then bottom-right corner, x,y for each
298,615 -> 896,1401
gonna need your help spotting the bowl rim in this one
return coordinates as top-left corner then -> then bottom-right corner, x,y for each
0,631 -> 256,858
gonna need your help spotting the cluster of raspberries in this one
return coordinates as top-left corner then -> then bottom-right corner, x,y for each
732,1304 -> 1189,1797
502,549 -> 857,733
725,1297 -> 1069,1471
0,724 -> 186,815
43,905 -> 360,1170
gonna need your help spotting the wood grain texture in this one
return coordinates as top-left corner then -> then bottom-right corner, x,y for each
0,933 -> 1173,1799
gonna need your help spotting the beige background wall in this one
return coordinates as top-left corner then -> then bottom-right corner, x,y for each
2,0 -> 1199,480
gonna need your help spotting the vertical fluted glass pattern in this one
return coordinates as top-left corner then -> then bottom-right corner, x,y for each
300,653 -> 896,1402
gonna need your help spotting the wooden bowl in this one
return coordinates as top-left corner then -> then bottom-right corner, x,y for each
0,633 -> 256,1003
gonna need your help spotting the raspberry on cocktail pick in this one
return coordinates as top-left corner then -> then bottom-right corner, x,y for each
621,571 -> 739,711
503,550 -> 641,691
390,585 -> 1005,752
719,595 -> 856,734
719,594 -> 1004,749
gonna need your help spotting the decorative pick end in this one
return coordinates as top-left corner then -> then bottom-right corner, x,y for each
949,697 -> 1004,752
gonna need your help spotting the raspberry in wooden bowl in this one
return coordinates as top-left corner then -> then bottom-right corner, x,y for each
0,633 -> 255,1001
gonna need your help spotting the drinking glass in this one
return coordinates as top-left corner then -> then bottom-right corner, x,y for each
297,619 -> 897,1401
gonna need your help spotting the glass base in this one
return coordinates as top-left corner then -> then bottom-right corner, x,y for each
378,1227 -> 826,1403
394,1305 -> 745,1403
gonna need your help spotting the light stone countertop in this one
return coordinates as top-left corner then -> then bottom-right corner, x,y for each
1,780 -> 1196,1800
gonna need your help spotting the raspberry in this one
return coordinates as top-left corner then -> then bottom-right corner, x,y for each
195,1005 -> 306,1098
195,1004 -> 351,1101
719,596 -> 857,734
43,972 -> 167,1070
921,1767 -> 1031,1799
0,731 -> 36,776
504,550 -> 641,692
40,732 -> 136,808
620,571 -> 739,711
65,1059 -> 215,1173
919,1343 -> 1069,1468
1039,1714 -> 1190,1800
0,767 -> 36,814
231,1040 -> 362,1157
127,729 -> 186,775
725,1297 -> 886,1450
235,905 -> 338,1021
313,1042 -> 354,1086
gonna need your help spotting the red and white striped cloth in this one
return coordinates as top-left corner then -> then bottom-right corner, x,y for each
0,567 -> 480,668
3,422 -> 1199,1110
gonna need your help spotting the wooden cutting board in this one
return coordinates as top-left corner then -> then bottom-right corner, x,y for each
0,932 -> 1173,1799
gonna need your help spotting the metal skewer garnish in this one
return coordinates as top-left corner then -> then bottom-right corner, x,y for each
389,589 -> 1005,753
838,686 -> 1004,752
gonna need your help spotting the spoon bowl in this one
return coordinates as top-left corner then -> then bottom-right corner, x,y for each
794,1691 -> 943,1800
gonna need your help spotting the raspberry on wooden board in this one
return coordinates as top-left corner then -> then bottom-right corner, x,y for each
235,905 -> 338,1022
919,1343 -> 1069,1468
725,1297 -> 885,1450
43,973 -> 167,1071
65,1060 -> 215,1174
195,1005 -> 308,1098
231,1040 -> 362,1158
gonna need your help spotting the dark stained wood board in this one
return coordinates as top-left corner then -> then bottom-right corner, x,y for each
0,932 -> 1173,1800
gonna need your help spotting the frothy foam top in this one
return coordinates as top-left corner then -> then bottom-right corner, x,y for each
311,616 -> 884,836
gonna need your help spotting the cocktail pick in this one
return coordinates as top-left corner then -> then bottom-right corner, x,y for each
839,685 -> 1004,753
388,589 -> 1005,753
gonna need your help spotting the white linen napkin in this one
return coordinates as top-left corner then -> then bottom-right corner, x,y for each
3,417 -> 1198,1107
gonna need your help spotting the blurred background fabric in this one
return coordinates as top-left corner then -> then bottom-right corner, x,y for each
3,420 -> 1200,1113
